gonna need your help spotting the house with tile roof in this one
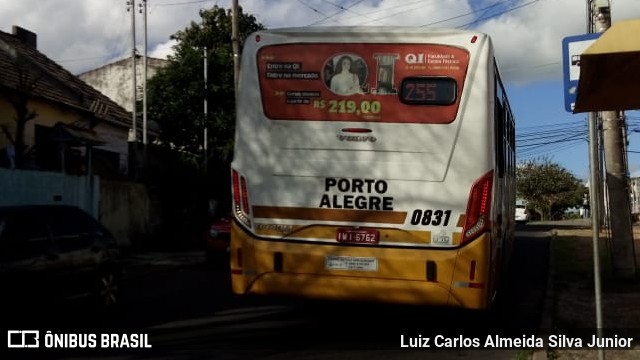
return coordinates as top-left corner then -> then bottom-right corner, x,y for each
0,25 -> 134,178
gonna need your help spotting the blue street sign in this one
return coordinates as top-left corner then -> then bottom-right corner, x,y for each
562,32 -> 602,112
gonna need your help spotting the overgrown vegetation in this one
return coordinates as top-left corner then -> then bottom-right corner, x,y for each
147,5 -> 264,160
141,6 -> 265,249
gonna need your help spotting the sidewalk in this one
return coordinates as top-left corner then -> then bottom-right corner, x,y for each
536,220 -> 640,359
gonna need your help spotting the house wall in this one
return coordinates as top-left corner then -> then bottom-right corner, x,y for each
0,98 -> 83,145
0,97 -> 14,150
79,57 -> 168,112
0,97 -> 130,174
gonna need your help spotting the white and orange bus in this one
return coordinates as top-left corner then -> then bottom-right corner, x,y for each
230,27 -> 516,310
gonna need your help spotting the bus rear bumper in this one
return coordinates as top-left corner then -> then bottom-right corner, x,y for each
242,272 -> 458,307
230,222 -> 492,310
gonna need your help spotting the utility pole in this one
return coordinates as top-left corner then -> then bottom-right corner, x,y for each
141,0 -> 148,146
127,0 -> 137,142
204,45 -> 208,172
602,108 -> 636,276
231,0 -> 240,100
586,1 -> 602,234
594,0 -> 637,279
586,3 -> 605,359
587,0 -> 609,360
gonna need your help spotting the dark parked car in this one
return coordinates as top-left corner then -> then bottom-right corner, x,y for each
0,205 -> 122,317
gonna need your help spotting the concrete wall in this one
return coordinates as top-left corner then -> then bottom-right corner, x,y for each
79,57 -> 169,113
93,121 -> 130,174
99,179 -> 154,248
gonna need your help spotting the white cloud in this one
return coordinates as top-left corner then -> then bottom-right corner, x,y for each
149,39 -> 177,59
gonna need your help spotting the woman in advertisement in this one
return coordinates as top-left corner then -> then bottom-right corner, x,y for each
329,55 -> 364,96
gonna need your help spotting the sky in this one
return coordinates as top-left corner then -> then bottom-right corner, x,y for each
1,0 -> 640,180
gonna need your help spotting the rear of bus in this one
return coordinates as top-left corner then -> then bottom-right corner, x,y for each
231,27 -> 501,310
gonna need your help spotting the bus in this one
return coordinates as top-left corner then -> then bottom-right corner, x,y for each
230,27 -> 516,310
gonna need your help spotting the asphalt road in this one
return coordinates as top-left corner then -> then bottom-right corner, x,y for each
2,223 -> 551,359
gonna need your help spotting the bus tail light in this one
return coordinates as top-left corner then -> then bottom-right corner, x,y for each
232,169 -> 251,227
240,176 -> 250,215
462,170 -> 493,244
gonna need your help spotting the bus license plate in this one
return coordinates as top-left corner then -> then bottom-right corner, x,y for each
336,228 -> 379,244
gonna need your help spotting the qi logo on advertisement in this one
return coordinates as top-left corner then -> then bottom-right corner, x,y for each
404,53 -> 425,64
7,330 -> 39,348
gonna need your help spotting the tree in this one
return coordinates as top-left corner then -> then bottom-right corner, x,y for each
516,157 -> 586,220
147,5 -> 264,160
1,55 -> 40,169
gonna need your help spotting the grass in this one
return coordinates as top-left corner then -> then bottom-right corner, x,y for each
550,228 -> 613,286
546,224 -> 640,359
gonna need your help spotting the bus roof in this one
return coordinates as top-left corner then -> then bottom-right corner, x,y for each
255,26 -> 487,36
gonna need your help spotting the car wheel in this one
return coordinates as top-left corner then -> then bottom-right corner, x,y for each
93,266 -> 121,310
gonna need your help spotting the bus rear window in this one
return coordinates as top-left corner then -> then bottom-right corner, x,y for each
257,43 -> 469,124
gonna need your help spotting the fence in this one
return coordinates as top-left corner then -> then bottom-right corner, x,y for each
0,168 -> 152,247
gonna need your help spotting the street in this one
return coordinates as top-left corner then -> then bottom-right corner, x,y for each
2,223 -> 549,359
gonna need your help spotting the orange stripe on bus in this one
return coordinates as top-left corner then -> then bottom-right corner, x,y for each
255,224 -> 433,244
252,206 -> 407,224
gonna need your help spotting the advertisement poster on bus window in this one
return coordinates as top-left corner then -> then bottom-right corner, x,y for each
257,43 -> 469,124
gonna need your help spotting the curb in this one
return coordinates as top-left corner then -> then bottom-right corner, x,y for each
123,251 -> 205,265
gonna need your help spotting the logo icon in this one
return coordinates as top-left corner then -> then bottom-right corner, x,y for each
7,331 -> 39,348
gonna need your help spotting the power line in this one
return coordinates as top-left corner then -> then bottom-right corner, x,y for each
516,120 -> 588,158
500,61 -> 559,75
55,3 -> 131,67
296,0 -> 333,20
308,0 -> 370,26
55,54 -> 118,64
110,2 -> 134,66
152,0 -> 214,6
421,0 -> 511,27
353,0 -> 438,26
456,0 -> 542,29
327,0 -> 427,25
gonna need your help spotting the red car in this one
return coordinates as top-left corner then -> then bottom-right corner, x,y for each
205,216 -> 231,267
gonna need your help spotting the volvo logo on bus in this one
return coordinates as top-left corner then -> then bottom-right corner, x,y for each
337,134 -> 377,142
405,53 -> 425,64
